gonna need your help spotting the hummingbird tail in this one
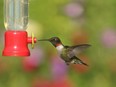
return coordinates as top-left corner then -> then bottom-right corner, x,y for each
77,60 -> 88,66
81,62 -> 88,66
71,57 -> 88,66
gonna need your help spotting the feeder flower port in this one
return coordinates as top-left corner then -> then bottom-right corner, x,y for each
2,0 -> 37,56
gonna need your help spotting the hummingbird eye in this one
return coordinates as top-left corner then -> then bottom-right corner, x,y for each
55,38 -> 57,41
50,37 -> 60,42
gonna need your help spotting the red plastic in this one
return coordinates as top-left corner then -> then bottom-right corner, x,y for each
2,30 -> 37,56
27,37 -> 36,44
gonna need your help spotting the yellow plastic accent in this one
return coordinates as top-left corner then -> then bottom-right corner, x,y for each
31,33 -> 34,49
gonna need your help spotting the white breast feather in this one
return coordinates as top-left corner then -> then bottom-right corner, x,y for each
56,45 -> 64,54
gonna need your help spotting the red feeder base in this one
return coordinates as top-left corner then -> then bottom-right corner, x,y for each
2,30 -> 36,56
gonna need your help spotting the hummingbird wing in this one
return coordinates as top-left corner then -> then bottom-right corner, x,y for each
70,44 -> 91,55
61,44 -> 90,62
63,46 -> 75,58
63,44 -> 90,66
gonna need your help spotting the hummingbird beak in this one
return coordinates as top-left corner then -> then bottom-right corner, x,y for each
38,39 -> 50,41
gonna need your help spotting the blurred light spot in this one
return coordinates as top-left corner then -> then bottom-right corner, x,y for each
32,78 -> 51,87
26,20 -> 43,38
50,76 -> 73,87
71,30 -> 88,44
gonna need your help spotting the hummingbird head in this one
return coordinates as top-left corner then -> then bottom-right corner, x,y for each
38,37 -> 63,47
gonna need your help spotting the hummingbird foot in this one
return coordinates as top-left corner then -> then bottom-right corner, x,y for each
65,62 -> 70,65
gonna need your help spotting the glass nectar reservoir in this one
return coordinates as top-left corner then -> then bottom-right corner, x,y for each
4,0 -> 28,30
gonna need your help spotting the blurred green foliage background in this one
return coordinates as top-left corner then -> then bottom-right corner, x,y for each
0,0 -> 116,87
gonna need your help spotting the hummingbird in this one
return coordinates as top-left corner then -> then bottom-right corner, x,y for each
38,37 -> 91,66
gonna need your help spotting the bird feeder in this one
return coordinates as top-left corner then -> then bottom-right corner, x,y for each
2,0 -> 37,56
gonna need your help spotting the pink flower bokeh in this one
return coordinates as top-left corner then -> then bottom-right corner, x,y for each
101,29 -> 116,48
22,48 -> 44,72
51,55 -> 68,80
64,3 -> 84,18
